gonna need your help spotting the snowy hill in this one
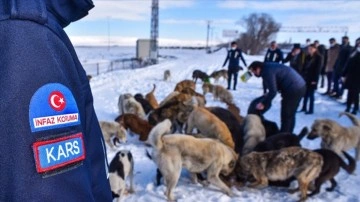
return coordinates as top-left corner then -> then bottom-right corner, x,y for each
80,47 -> 360,202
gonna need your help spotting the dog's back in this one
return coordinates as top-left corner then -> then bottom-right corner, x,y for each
174,80 -> 195,92
134,93 -> 154,114
242,114 -> 266,154
115,113 -> 152,141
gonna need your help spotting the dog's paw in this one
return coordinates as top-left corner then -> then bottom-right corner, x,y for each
199,180 -> 210,187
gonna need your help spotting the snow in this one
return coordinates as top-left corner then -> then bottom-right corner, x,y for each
77,46 -> 360,202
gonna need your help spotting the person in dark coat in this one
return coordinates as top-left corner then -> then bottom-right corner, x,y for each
331,36 -> 353,98
263,41 -> 284,94
222,41 -> 247,90
248,61 -> 306,133
314,40 -> 327,88
343,38 -> 360,114
283,43 -> 306,75
300,44 -> 323,114
0,0 -> 112,201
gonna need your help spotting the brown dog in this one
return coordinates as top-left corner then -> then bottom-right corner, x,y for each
115,114 -> 153,141
202,83 -> 233,104
210,69 -> 228,83
174,79 -> 195,92
237,147 -> 323,201
145,84 -> 159,109
186,106 -> 235,149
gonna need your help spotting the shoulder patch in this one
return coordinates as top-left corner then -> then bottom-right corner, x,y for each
32,133 -> 85,174
29,83 -> 80,132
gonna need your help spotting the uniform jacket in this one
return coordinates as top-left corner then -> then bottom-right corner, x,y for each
264,48 -> 284,63
261,63 -> 306,106
223,48 -> 247,72
343,51 -> 360,90
334,43 -> 353,74
326,44 -> 340,72
0,0 -> 112,201
303,52 -> 323,89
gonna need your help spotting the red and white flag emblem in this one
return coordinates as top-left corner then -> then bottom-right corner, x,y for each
48,91 -> 66,111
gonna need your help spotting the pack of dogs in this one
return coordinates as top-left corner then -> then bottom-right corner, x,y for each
97,69 -> 358,201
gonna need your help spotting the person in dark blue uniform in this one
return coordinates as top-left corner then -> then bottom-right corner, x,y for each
222,41 -> 247,90
0,0 -> 113,201
248,61 -> 306,133
262,41 -> 284,94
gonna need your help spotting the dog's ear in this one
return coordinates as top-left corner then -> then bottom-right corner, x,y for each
322,124 -> 331,132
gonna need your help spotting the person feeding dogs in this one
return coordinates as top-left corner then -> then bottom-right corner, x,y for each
248,61 -> 306,133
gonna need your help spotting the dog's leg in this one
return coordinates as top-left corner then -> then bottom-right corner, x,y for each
128,170 -> 135,193
326,178 -> 337,192
356,146 -> 360,161
164,171 -> 180,201
156,168 -> 163,186
186,119 -> 194,134
298,179 -> 309,201
207,166 -> 233,196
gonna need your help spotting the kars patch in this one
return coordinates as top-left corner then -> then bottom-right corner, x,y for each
29,83 -> 80,132
32,133 -> 85,174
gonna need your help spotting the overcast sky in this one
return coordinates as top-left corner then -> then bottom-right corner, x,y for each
65,0 -> 360,46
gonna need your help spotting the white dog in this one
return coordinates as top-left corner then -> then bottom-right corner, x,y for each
242,114 -> 266,155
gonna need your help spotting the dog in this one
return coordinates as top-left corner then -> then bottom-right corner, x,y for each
174,79 -> 195,92
210,69 -> 228,83
145,84 -> 159,109
186,106 -> 235,149
163,70 -> 171,81
192,69 -> 210,83
159,91 -> 180,107
134,93 -> 154,114
253,127 -> 308,152
180,87 -> 206,107
242,114 -> 266,155
115,113 -> 153,141
148,119 -> 237,201
109,150 -> 134,199
118,93 -> 133,115
236,147 -> 323,201
207,107 -> 244,154
224,101 -> 243,124
123,97 -> 146,119
99,121 -> 127,148
148,99 -> 183,130
308,112 -> 360,160
308,149 -> 355,196
202,83 -> 233,104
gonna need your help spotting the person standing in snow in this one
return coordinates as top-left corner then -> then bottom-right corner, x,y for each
331,36 -> 353,99
283,43 -> 306,76
342,38 -> 360,114
0,0 -> 112,201
222,41 -> 247,90
248,61 -> 306,133
300,44 -> 323,114
323,38 -> 340,95
263,41 -> 284,94
314,40 -> 327,88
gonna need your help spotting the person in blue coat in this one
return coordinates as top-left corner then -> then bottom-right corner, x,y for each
0,0 -> 113,201
248,61 -> 306,133
222,41 -> 247,90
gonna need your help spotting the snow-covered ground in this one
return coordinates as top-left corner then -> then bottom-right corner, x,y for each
77,46 -> 360,202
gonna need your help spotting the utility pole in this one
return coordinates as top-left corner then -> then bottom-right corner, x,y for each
205,20 -> 211,53
150,0 -> 159,64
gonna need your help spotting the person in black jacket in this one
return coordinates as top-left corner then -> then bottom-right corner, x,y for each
248,61 -> 306,133
263,41 -> 284,93
343,38 -> 360,114
283,43 -> 306,75
300,44 -> 323,114
222,41 -> 247,90
314,40 -> 327,88
331,36 -> 353,98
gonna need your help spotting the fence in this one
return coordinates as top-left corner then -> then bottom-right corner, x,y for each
82,58 -> 143,76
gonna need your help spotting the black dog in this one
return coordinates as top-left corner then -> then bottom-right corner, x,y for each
192,69 -> 209,83
253,127 -> 308,152
134,93 -> 154,114
309,149 -> 355,196
207,107 -> 243,154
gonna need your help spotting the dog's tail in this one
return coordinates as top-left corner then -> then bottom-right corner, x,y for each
150,84 -> 156,94
339,151 -> 356,174
297,127 -> 309,141
148,119 -> 172,150
339,112 -> 360,127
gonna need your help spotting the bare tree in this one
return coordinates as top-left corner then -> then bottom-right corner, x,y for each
236,13 -> 281,55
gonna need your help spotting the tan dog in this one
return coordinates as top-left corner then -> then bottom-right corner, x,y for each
145,84 -> 159,109
148,119 -> 238,201
202,83 -> 233,104
181,87 -> 206,107
159,91 -> 180,107
118,93 -> 132,115
308,112 -> 360,160
163,70 -> 171,81
115,113 -> 153,141
237,147 -> 323,201
210,69 -> 228,83
186,107 -> 235,149
242,114 -> 266,155
99,121 -> 127,148
174,79 -> 195,92
123,97 -> 146,119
